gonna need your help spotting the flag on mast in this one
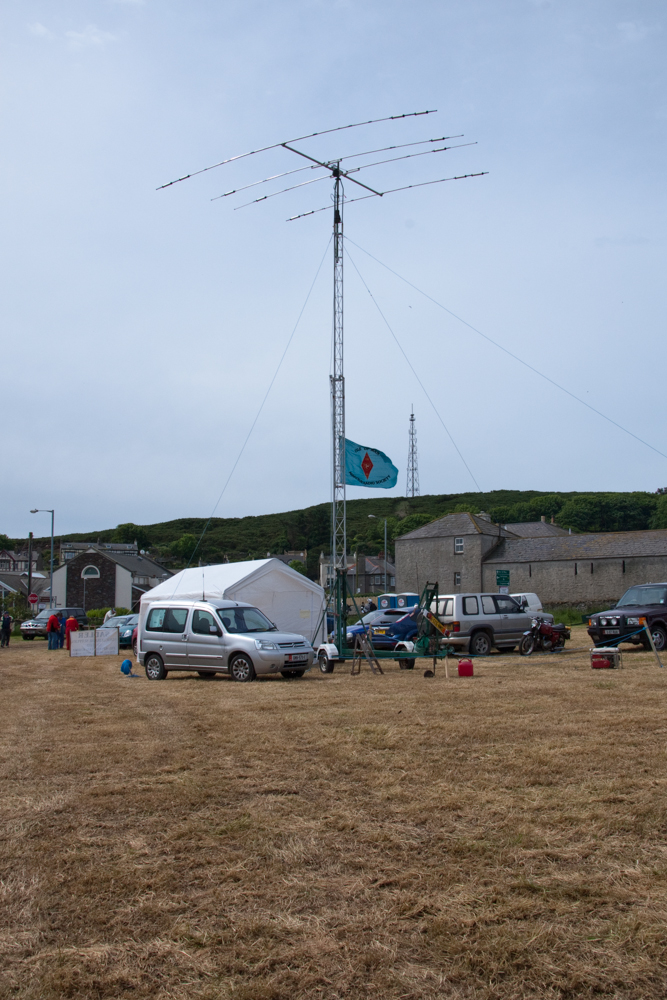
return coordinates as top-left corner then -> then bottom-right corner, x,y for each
345,439 -> 398,489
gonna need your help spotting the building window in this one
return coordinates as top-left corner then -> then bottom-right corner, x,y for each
574,563 -> 578,576
622,560 -> 626,573
374,575 -> 381,585
390,576 -> 395,586
454,537 -> 464,554
454,571 -> 461,586
81,565 -> 100,579
591,562 -> 594,574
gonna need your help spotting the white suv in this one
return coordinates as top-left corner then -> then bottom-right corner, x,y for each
431,593 -> 533,656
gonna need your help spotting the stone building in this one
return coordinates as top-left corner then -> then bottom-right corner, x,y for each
52,548 -> 171,611
395,511 -> 667,606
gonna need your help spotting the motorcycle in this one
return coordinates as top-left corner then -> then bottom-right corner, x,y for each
519,617 -> 570,655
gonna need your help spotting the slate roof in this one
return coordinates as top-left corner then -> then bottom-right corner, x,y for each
484,529 -> 667,564
397,512 -> 512,541
503,521 -> 569,538
67,547 -> 171,579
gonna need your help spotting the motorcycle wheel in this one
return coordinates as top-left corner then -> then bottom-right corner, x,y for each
519,634 -> 535,656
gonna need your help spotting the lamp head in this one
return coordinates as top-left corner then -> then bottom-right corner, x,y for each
368,514 -> 376,519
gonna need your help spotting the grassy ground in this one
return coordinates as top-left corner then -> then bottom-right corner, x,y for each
1,627 -> 667,999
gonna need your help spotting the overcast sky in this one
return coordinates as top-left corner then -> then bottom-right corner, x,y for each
2,0 -> 665,539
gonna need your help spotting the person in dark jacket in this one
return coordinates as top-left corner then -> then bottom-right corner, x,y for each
46,611 -> 60,650
1,611 -> 12,647
58,612 -> 66,649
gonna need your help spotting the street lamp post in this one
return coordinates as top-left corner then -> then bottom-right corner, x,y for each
30,509 -> 54,609
368,515 -> 388,594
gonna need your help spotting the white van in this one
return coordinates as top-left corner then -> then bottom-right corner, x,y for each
138,599 -> 314,681
511,593 -> 554,623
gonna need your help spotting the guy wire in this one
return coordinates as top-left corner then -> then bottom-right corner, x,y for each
347,238 -> 667,463
345,246 -> 482,491
180,235 -> 333,575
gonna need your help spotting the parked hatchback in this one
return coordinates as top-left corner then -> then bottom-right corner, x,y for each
137,599 -> 314,681
431,593 -> 532,655
21,607 -> 88,640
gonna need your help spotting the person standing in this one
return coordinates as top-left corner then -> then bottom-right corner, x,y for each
46,611 -> 60,650
57,612 -> 66,649
65,613 -> 79,650
1,611 -> 12,647
103,608 -> 116,624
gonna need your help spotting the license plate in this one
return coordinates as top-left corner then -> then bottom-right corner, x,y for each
603,629 -> 620,635
374,629 -> 387,634
286,653 -> 307,662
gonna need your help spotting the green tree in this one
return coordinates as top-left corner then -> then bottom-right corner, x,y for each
170,534 -> 199,562
650,494 -> 667,529
113,523 -> 150,549
288,559 -> 308,576
393,514 -> 434,538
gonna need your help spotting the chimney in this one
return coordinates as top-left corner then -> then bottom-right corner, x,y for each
541,515 -> 546,523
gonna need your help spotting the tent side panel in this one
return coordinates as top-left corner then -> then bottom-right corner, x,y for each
228,574 -> 325,644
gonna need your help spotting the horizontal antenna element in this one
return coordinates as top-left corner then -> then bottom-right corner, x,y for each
157,110 -> 437,190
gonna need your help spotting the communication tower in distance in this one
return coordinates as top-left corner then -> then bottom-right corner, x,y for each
407,406 -> 420,498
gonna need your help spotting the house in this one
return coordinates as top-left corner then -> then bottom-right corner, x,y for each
318,551 -> 396,594
52,548 -> 171,611
395,510 -> 667,606
0,549 -> 43,573
266,549 -> 308,567
60,540 -> 139,562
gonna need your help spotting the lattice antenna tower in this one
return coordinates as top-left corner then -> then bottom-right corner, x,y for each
407,406 -> 420,498
159,112 -> 486,647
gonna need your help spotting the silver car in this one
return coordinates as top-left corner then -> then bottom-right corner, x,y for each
137,599 -> 314,681
431,592 -> 532,656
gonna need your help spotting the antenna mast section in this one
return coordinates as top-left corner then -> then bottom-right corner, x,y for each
407,406 -> 420,497
331,168 -> 346,577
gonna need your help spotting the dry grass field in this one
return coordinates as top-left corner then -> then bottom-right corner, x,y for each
2,628 -> 667,999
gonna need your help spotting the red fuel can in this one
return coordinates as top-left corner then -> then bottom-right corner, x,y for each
458,658 -> 474,677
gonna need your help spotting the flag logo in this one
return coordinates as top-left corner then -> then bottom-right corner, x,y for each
345,439 -> 398,489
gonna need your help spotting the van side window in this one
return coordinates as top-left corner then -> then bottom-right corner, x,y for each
164,609 -> 188,633
146,608 -> 166,631
192,609 -> 217,635
463,596 -> 479,615
438,598 -> 453,617
481,596 -> 496,614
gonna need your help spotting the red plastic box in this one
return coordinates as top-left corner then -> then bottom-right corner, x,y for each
458,658 -> 474,677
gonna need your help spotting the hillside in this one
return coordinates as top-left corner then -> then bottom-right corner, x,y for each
7,489 -> 667,580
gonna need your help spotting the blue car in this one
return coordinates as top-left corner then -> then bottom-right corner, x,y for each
369,609 -> 419,650
346,608 -> 409,644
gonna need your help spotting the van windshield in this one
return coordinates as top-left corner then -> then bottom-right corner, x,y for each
617,586 -> 667,607
216,607 -> 275,633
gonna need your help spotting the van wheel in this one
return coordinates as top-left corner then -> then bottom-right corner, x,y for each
281,669 -> 305,679
145,653 -> 167,680
318,651 -> 334,673
469,632 -> 491,656
230,654 -> 255,682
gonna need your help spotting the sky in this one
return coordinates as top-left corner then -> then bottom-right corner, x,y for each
2,0 -> 666,539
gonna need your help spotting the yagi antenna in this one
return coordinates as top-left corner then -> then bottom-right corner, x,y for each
158,109 -> 487,655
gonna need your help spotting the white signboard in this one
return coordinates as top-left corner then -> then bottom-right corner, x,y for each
70,631 -> 95,657
69,628 -> 120,657
95,628 -> 119,656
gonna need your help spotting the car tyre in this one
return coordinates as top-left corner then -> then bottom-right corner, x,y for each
230,654 -> 256,682
318,651 -> 335,673
399,658 -> 415,670
650,625 -> 667,651
469,631 -> 492,657
132,639 -> 138,656
281,669 -> 305,679
145,653 -> 167,680
22,635 -> 34,641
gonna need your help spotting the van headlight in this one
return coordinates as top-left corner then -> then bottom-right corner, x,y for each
255,639 -> 278,650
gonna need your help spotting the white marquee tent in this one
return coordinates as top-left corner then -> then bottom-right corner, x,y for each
139,559 -> 326,645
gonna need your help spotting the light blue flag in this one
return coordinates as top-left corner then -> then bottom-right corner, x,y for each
345,438 -> 398,489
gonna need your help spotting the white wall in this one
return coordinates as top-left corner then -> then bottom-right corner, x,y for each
115,565 -> 133,610
52,565 -> 67,608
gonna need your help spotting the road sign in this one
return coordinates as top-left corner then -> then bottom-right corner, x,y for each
28,593 -> 38,604
495,570 -> 510,586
